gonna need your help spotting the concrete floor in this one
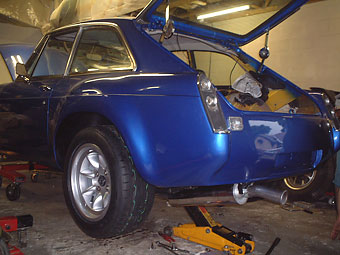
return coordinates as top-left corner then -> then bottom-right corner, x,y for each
1,171 -> 340,255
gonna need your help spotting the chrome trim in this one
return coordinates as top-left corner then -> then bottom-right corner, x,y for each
64,27 -> 83,76
50,21 -> 137,73
28,35 -> 50,77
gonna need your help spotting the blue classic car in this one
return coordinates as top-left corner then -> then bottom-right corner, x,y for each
0,0 -> 339,238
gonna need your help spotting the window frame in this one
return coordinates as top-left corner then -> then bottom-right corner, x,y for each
24,22 -> 136,80
26,28 -> 79,79
66,22 -> 137,76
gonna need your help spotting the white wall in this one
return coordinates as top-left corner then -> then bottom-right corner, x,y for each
243,0 -> 340,91
212,0 -> 340,91
0,23 -> 41,45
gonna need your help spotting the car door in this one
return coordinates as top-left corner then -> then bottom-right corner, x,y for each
0,29 -> 78,162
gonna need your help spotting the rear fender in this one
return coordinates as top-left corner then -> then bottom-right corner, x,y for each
52,92 -> 230,187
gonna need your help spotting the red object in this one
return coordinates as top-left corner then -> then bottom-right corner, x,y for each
0,163 -> 48,183
0,165 -> 27,183
8,245 -> 24,255
0,215 -> 33,255
158,232 -> 175,243
0,216 -> 18,232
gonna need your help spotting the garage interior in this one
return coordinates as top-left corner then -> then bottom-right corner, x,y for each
0,0 -> 340,254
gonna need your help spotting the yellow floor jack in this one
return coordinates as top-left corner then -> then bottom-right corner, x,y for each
171,206 -> 255,255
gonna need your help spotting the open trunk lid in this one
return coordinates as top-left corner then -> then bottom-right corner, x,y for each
137,0 -> 308,46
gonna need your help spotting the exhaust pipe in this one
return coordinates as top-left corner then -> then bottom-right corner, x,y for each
233,184 -> 288,205
167,183 -> 288,207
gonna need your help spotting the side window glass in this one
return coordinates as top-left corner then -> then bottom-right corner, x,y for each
32,32 -> 77,77
70,28 -> 132,74
193,51 -> 246,86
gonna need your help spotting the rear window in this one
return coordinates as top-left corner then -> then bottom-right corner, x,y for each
70,27 -> 133,74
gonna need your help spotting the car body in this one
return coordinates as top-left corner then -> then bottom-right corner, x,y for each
280,88 -> 340,200
0,0 -> 339,239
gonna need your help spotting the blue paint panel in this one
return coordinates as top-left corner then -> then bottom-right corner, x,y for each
333,129 -> 340,152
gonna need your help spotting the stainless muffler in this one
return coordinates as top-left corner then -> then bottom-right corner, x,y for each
167,183 -> 288,207
233,183 -> 288,205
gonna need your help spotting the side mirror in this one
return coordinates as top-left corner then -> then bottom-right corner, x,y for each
16,63 -> 27,77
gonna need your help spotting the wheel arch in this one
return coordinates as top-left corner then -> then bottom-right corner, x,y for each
54,112 -> 112,168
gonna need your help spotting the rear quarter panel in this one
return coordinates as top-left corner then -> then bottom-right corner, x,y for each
50,72 -> 230,187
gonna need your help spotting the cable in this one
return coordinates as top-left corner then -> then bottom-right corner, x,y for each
229,59 -> 238,86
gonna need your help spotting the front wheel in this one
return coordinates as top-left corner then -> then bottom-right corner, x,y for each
63,125 -> 155,238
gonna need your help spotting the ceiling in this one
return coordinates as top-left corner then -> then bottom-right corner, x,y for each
157,0 -> 326,24
0,0 -> 327,30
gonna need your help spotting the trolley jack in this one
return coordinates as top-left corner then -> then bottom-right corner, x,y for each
172,206 -> 255,255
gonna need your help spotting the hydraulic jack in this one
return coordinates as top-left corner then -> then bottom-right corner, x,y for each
172,206 -> 254,255
0,215 -> 33,255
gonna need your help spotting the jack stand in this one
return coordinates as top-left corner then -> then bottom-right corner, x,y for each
173,206 -> 255,255
0,215 -> 33,255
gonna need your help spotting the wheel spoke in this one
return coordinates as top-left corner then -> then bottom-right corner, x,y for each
81,185 -> 96,196
285,170 -> 317,190
87,152 -> 100,170
97,154 -> 107,175
92,191 -> 103,211
102,190 -> 110,208
80,169 -> 95,179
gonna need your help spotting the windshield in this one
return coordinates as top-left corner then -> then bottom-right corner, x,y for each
154,0 -> 293,36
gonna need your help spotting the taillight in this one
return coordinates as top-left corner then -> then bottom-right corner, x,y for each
197,73 -> 228,133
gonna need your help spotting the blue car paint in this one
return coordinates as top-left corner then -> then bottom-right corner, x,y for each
48,70 -> 229,186
0,15 -> 336,187
0,78 -> 52,162
310,92 -> 340,152
45,33 -> 333,188
334,129 -> 340,152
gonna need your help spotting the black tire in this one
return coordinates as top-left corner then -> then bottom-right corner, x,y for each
6,183 -> 20,201
63,125 -> 155,238
280,155 -> 335,201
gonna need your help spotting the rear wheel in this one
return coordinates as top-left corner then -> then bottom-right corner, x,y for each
63,125 -> 155,238
280,156 -> 335,201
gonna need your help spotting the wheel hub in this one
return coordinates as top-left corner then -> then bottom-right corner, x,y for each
98,175 -> 106,187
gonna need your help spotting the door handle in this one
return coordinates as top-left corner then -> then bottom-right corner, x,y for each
39,85 -> 52,92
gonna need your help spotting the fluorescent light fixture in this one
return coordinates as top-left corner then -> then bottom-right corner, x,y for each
197,5 -> 250,20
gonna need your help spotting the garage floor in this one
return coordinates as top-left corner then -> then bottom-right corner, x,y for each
1,171 -> 340,255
